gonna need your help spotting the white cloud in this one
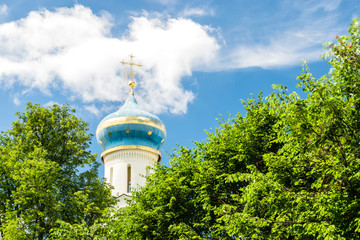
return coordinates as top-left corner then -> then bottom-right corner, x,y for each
152,0 -> 177,6
225,27 -> 331,69
223,0 -> 343,69
0,1 -> 347,115
294,0 -> 341,13
13,95 -> 20,106
0,5 -> 220,114
182,7 -> 215,17
44,101 -> 60,107
0,4 -> 7,16
84,104 -> 101,116
126,16 -> 219,113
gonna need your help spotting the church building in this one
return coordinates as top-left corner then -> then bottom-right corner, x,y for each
96,56 -> 166,207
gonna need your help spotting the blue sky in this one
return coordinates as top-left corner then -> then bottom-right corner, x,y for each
0,0 -> 359,177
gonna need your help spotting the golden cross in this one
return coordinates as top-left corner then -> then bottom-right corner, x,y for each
121,54 -> 142,94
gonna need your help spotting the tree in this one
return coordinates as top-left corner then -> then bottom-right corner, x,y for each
0,103 -> 115,239
108,18 -> 360,239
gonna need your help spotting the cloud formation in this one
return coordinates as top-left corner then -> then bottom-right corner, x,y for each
0,1 -> 351,115
0,5 -> 219,114
227,26 -> 334,69
222,0 -> 344,69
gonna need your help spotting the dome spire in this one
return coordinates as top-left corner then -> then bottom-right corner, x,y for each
120,54 -> 142,95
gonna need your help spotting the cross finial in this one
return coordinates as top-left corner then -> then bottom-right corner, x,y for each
121,54 -> 142,94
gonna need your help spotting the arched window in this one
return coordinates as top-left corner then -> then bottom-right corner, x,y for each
127,164 -> 131,193
110,167 -> 113,185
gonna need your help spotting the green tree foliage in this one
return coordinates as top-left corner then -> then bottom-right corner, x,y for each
109,19 -> 360,239
0,103 -> 115,239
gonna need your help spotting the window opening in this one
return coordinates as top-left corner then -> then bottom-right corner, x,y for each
127,165 -> 131,193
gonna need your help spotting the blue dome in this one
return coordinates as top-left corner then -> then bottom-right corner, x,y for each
96,92 -> 166,156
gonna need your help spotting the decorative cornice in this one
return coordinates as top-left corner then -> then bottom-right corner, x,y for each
101,145 -> 161,163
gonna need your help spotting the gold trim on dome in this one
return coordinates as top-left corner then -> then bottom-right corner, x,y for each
100,145 -> 162,163
96,116 -> 166,137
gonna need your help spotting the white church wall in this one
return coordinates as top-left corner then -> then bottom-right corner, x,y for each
103,148 -> 158,206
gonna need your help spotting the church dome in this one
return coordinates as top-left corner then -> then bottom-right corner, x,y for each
96,92 -> 166,160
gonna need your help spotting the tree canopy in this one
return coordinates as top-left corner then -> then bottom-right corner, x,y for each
107,19 -> 360,239
0,103 -> 115,239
